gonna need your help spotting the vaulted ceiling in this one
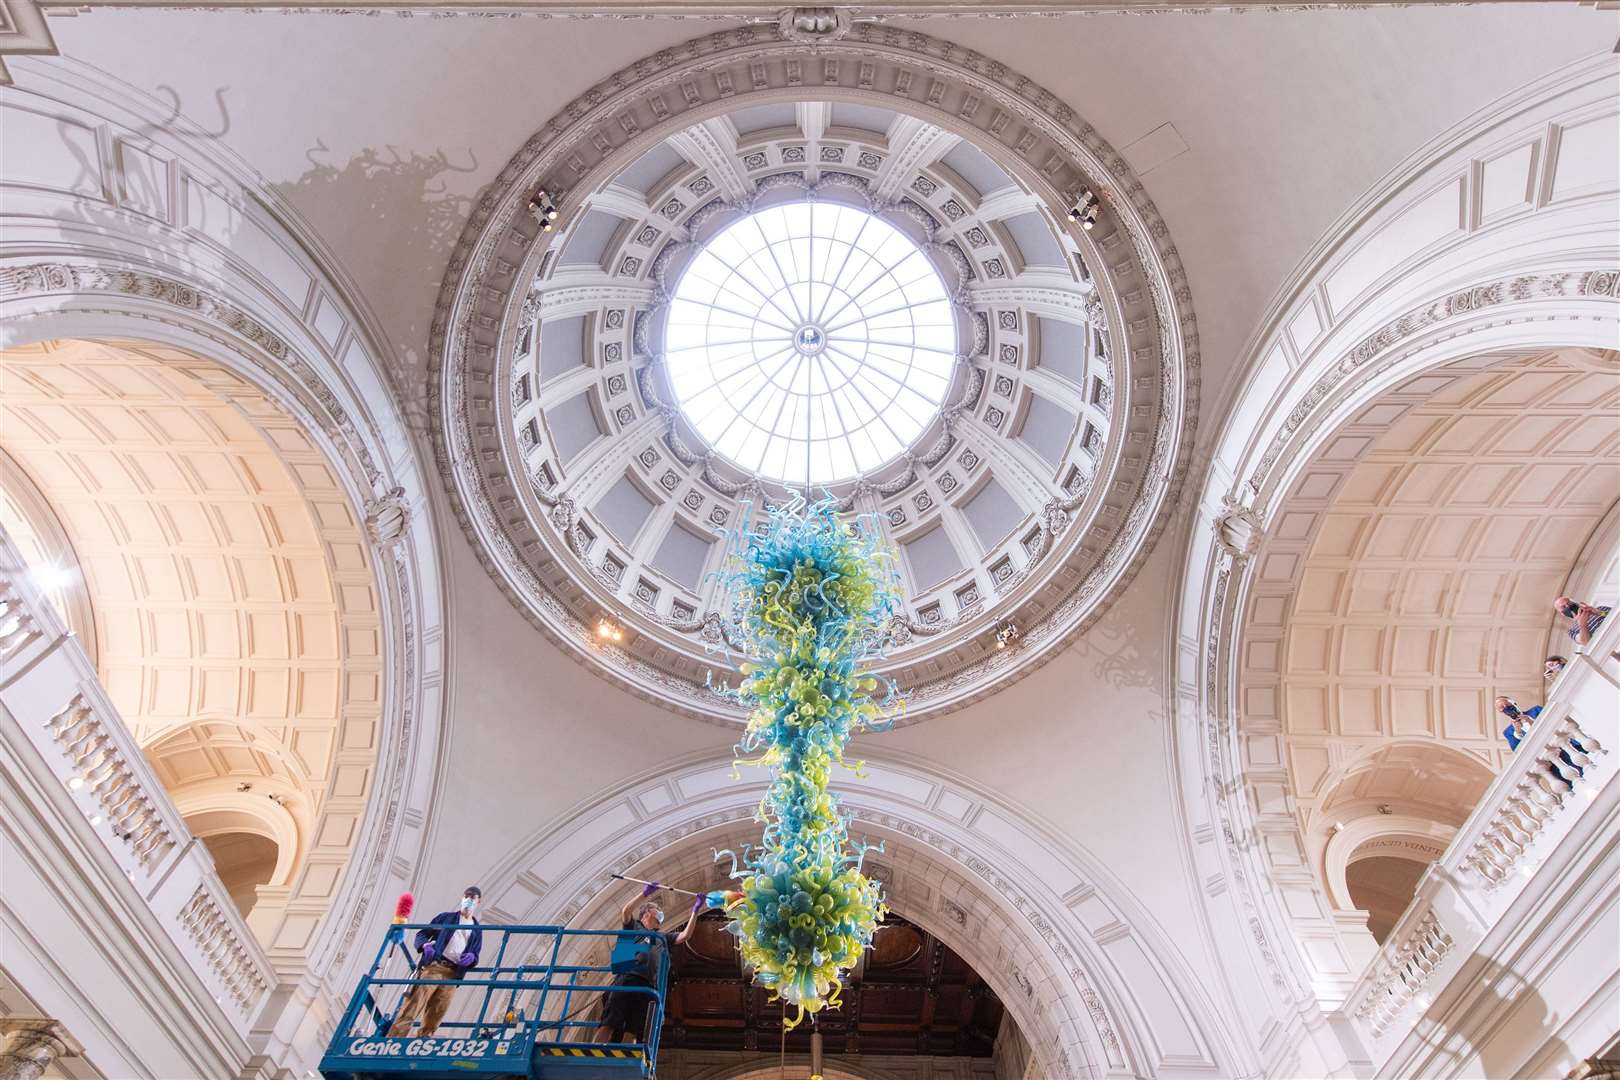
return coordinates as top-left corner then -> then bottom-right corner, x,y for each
1248,352 -> 1620,833
1237,349 -> 1620,940
0,338 -> 386,941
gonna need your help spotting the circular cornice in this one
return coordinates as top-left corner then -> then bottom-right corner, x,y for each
431,22 -> 1199,724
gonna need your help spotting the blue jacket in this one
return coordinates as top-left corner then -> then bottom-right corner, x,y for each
414,912 -> 482,978
1502,705 -> 1542,751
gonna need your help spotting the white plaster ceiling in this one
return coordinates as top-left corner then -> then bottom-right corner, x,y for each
0,338 -> 384,942
25,4 -> 1613,436
1243,351 -> 1620,842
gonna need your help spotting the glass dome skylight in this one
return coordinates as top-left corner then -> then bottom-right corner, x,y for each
665,202 -> 957,486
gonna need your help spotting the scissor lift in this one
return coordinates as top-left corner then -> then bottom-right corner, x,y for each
319,923 -> 669,1080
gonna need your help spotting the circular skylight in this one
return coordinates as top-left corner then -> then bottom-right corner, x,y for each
666,202 -> 957,485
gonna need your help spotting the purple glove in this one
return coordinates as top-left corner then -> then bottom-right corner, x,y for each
691,896 -> 704,914
458,951 -> 476,968
420,944 -> 438,964
640,881 -> 661,897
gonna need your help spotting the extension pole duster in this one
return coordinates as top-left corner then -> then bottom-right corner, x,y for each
611,873 -> 742,910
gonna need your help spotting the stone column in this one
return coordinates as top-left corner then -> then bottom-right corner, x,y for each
0,1020 -> 80,1080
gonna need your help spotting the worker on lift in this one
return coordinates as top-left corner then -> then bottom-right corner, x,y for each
388,885 -> 484,1038
595,883 -> 699,1044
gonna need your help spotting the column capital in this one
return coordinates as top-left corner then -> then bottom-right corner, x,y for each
0,1019 -> 82,1080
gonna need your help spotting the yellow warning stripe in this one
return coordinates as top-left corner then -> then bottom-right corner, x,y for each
540,1048 -> 644,1059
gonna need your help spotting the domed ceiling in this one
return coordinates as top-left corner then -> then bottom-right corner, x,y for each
433,25 -> 1199,723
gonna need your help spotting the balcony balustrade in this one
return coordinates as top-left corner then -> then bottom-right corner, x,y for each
0,525 -> 273,1031
1340,614 -> 1618,1069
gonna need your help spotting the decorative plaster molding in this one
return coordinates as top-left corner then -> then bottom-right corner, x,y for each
430,21 -> 1198,725
777,6 -> 853,42
1166,51 -> 1620,1075
0,0 -> 1475,22
1245,270 -> 1620,501
1211,494 -> 1260,562
364,486 -> 412,548
0,0 -> 56,85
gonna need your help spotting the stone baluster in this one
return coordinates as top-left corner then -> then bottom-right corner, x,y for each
1465,710 -> 1606,888
178,884 -> 270,1011
1561,715 -> 1607,759
44,694 -> 176,868
0,581 -> 37,655
1356,909 -> 1453,1036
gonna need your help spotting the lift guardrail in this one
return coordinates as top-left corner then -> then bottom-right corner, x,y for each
319,922 -> 670,1080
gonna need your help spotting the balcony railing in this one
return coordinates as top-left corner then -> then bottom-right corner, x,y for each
0,526 -> 273,1028
1340,612 -> 1618,1063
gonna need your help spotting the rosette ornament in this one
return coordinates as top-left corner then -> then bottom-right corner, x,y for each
715,496 -> 902,1023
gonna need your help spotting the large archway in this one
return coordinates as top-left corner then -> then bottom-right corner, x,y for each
472,751 -> 1238,1080
1163,49 -> 1620,1076
0,59 -> 455,1069
1233,348 -> 1619,979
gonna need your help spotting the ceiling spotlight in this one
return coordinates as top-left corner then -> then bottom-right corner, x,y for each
597,618 -> 624,642
267,792 -> 290,807
1377,804 -> 1394,815
527,189 -> 561,232
1067,188 -> 1101,231
993,621 -> 1019,650
67,775 -> 84,791
237,782 -> 254,792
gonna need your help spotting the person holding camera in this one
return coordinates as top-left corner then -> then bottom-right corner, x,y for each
1553,596 -> 1610,646
1495,696 -> 1542,751
1496,697 -> 1585,787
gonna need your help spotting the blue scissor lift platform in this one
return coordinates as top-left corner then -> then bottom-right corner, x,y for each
319,923 -> 669,1080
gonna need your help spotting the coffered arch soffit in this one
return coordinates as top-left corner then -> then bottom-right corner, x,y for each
1238,352 -> 1620,897
470,751 -> 1237,1080
433,23 -> 1200,726
0,337 -> 382,904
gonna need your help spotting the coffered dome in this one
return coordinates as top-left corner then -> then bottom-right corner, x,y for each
433,27 -> 1199,723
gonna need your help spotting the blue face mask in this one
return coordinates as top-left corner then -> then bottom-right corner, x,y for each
461,896 -> 479,914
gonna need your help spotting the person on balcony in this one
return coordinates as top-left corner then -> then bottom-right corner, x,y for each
1496,696 -> 1542,751
1554,596 -> 1610,646
1496,697 -> 1585,785
388,885 -> 484,1038
1544,655 -> 1568,682
595,882 -> 698,1044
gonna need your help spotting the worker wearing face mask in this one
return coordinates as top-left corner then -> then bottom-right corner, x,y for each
388,886 -> 484,1038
